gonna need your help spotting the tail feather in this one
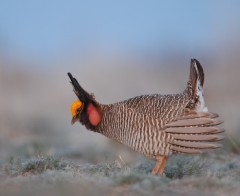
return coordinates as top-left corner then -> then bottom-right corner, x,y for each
187,59 -> 207,112
190,58 -> 204,88
166,59 -> 224,154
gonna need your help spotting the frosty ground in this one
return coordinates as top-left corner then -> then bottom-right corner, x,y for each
1,138 -> 240,196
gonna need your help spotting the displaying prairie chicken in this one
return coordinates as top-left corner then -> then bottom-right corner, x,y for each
68,59 -> 224,175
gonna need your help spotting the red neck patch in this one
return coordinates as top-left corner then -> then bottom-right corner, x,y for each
87,104 -> 101,126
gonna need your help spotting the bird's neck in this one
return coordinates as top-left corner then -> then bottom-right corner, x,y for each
84,103 -> 113,134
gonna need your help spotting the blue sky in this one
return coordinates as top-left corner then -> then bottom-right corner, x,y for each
0,0 -> 240,63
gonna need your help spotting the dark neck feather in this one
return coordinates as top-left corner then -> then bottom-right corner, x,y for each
81,103 -> 113,133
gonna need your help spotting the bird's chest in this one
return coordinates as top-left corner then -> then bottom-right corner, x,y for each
99,111 -> 172,156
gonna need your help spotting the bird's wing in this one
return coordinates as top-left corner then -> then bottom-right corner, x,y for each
164,110 -> 224,153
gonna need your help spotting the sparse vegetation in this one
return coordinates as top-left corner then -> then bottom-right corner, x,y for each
1,144 -> 240,196
3,156 -> 66,176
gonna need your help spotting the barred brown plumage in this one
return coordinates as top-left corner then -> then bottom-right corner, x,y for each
68,58 -> 224,175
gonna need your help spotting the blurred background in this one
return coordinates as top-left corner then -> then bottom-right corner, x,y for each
0,0 -> 240,163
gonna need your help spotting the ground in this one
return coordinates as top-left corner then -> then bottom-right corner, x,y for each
1,140 -> 240,196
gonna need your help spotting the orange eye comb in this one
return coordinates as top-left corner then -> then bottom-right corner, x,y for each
71,100 -> 83,116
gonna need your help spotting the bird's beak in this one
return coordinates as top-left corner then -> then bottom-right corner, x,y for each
71,116 -> 78,125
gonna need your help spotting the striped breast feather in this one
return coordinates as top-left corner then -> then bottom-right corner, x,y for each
164,111 -> 224,154
101,104 -> 168,148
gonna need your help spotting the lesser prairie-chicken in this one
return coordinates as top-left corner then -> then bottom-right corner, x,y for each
68,59 -> 224,175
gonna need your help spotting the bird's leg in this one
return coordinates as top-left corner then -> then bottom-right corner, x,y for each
151,162 -> 161,175
151,156 -> 165,175
157,156 -> 168,176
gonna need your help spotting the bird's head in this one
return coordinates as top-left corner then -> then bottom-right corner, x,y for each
68,73 -> 102,130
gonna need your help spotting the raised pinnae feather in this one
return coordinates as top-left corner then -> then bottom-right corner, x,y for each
68,72 -> 96,104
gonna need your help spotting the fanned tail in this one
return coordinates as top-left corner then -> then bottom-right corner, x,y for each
187,59 -> 208,112
189,58 -> 204,96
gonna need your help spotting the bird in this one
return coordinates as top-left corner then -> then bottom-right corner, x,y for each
68,59 -> 224,175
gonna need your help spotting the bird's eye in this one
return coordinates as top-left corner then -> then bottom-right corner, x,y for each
76,108 -> 82,114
